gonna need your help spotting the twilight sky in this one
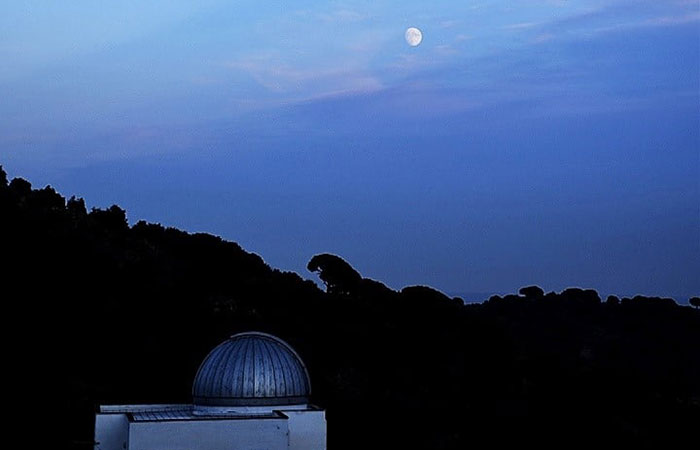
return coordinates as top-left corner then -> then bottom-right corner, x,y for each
1,0 -> 698,299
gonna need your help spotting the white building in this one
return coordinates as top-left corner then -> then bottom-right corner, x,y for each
95,332 -> 326,450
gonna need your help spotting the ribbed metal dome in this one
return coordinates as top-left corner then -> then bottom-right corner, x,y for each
192,332 -> 311,406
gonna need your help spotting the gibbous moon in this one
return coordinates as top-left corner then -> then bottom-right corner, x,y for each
405,27 -> 423,47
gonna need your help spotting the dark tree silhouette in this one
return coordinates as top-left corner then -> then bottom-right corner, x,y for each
307,253 -> 362,295
89,205 -> 128,231
561,287 -> 601,306
690,297 -> 700,309
9,177 -> 31,195
2,167 -> 699,450
519,285 -> 544,298
401,285 -> 451,302
0,165 -> 7,187
67,196 -> 87,215
606,295 -> 620,305
33,185 -> 65,210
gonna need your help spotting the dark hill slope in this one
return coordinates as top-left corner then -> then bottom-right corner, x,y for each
1,166 -> 698,449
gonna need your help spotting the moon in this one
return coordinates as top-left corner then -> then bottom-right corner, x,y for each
405,27 -> 423,47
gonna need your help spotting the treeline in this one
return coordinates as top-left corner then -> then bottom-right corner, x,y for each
1,166 -> 698,449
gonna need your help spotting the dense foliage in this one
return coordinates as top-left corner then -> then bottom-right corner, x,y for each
1,166 -> 698,449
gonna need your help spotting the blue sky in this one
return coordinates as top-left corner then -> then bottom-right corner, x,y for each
1,1 -> 698,299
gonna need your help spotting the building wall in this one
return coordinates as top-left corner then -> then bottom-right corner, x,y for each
127,418 -> 289,450
95,414 -> 129,450
282,409 -> 327,450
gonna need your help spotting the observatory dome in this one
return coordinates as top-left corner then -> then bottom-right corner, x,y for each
192,332 -> 311,407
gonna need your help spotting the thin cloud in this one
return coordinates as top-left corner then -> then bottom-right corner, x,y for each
225,55 -> 383,102
293,76 -> 384,104
533,33 -> 555,44
316,9 -> 369,23
504,2 -> 699,46
546,1 -> 697,30
589,11 -> 700,35
640,11 -> 700,26
435,45 -> 458,56
440,20 -> 460,29
502,22 -> 539,30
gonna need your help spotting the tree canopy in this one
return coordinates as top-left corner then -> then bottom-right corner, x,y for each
1,169 -> 698,450
307,253 -> 362,295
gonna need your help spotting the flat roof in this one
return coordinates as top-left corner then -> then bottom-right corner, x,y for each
99,405 -> 289,422
129,409 -> 287,423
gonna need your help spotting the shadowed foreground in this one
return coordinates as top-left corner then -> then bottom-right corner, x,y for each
1,166 -> 698,449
